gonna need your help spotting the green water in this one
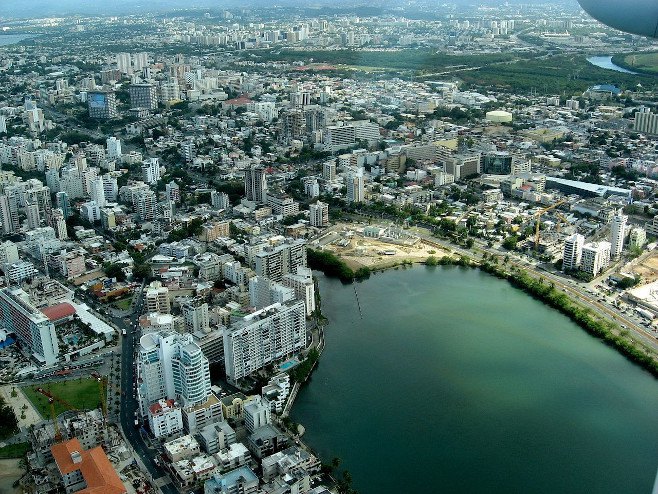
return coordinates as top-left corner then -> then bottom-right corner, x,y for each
292,266 -> 658,494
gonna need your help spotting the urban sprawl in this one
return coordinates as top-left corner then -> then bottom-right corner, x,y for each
1,2 -> 658,494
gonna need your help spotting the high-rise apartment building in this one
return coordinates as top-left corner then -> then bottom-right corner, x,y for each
142,158 -> 160,185
254,240 -> 307,282
137,331 -> 219,433
55,191 -> 71,218
244,166 -> 267,203
145,281 -> 170,314
563,233 -> 584,272
346,168 -> 364,203
0,193 -> 19,234
223,301 -> 306,384
309,201 -> 329,227
182,298 -> 210,334
610,212 -> 627,259
106,137 -> 122,159
634,110 -> 658,135
0,287 -> 59,365
581,242 -> 611,277
323,161 -> 336,182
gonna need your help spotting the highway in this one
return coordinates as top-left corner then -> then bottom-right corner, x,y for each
116,283 -> 178,494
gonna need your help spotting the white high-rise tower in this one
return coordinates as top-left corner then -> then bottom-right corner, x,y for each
610,212 -> 627,259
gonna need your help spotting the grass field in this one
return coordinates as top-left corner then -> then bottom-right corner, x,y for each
22,378 -> 103,418
113,297 -> 133,310
620,52 -> 658,74
0,442 -> 30,459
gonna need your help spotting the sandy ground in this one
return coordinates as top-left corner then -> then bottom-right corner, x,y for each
0,459 -> 24,494
625,250 -> 658,283
325,236 -> 451,270
0,386 -> 43,428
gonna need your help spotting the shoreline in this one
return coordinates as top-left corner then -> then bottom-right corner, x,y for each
308,251 -> 658,378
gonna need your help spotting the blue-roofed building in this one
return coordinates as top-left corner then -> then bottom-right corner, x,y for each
204,466 -> 258,494
584,84 -> 621,100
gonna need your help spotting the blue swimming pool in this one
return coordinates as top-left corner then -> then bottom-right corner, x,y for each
279,358 -> 300,371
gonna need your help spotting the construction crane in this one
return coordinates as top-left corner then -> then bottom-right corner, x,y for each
90,372 -> 107,421
534,199 -> 568,250
34,387 -> 79,443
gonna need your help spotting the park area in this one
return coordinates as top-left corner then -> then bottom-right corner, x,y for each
22,378 -> 102,418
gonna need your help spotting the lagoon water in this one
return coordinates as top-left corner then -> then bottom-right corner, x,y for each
586,55 -> 638,74
292,267 -> 658,494
0,35 -> 31,46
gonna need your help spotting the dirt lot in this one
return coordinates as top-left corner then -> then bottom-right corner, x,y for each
325,236 -> 451,270
626,251 -> 658,284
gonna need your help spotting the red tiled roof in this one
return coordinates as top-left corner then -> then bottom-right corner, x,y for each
51,439 -> 126,494
41,303 -> 76,322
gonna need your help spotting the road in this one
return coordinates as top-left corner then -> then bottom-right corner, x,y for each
117,283 -> 178,494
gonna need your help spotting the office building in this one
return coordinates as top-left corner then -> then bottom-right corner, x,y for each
610,212 -> 627,259
128,84 -> 158,110
87,91 -> 117,120
562,233 -> 584,272
0,287 -> 59,365
581,241 -> 611,277
223,300 -> 306,384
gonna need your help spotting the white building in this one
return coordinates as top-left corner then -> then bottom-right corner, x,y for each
282,266 -> 316,316
223,301 -> 306,385
309,201 -> 329,228
137,331 -> 212,416
562,233 -> 584,272
581,241 -> 611,277
346,168 -> 364,203
147,399 -> 184,438
142,158 -> 161,184
610,212 -> 627,259
106,137 -> 122,159
628,227 -> 647,250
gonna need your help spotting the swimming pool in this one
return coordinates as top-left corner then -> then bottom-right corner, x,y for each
279,358 -> 300,371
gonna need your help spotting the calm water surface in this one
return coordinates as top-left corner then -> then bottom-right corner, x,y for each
0,35 -> 31,46
292,267 -> 658,494
587,55 -> 638,74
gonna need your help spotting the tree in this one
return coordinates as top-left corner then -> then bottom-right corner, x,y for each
502,236 -> 518,250
103,263 -> 126,282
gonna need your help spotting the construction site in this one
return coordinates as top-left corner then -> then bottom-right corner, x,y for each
315,223 -> 452,270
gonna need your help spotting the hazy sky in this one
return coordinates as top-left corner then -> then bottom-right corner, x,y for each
0,0 -> 568,20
